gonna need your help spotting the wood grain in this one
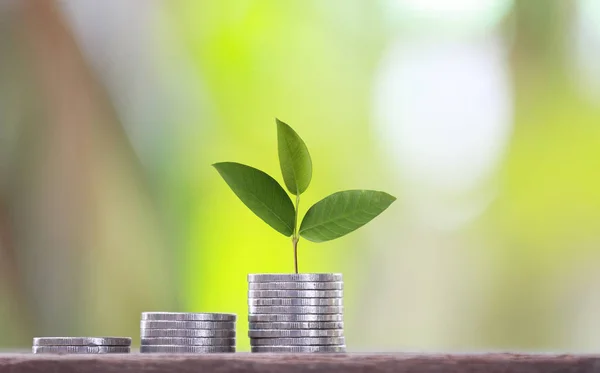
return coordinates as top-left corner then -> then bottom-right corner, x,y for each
1,353 -> 600,373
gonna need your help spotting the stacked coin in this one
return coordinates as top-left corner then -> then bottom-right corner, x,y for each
248,273 -> 346,353
32,337 -> 131,354
140,312 -> 236,353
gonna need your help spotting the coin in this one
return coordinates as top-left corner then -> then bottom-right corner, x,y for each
33,337 -> 131,347
249,282 -> 343,291
248,290 -> 343,298
139,345 -> 235,353
249,298 -> 342,307
248,274 -> 342,282
32,346 -> 130,354
141,329 -> 236,338
248,305 -> 343,314
141,320 -> 235,329
249,321 -> 344,330
141,338 -> 235,346
142,312 -> 236,322
251,345 -> 346,353
248,329 -> 344,338
249,314 -> 343,322
250,337 -> 345,346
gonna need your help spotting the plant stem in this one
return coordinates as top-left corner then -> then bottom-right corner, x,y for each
292,193 -> 300,274
293,236 -> 299,274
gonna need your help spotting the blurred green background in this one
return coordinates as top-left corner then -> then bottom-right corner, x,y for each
1,0 -> 600,352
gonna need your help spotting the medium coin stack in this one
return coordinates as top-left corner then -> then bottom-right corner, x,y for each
248,273 -> 346,353
32,337 -> 131,354
140,312 -> 236,353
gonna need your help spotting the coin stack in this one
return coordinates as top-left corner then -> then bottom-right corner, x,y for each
248,273 -> 346,353
140,312 -> 236,353
32,337 -> 131,354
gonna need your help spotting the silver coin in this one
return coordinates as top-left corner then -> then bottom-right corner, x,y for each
249,282 -> 343,291
139,345 -> 235,353
141,329 -> 236,338
249,314 -> 343,322
32,346 -> 130,354
249,305 -> 343,314
249,298 -> 342,307
248,274 -> 342,283
141,338 -> 235,346
142,312 -> 236,322
250,337 -> 345,346
248,290 -> 343,298
33,337 -> 131,347
141,320 -> 235,329
249,321 -> 344,330
251,345 -> 346,353
249,329 -> 344,338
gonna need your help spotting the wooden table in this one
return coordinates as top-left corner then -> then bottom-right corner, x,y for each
1,353 -> 599,373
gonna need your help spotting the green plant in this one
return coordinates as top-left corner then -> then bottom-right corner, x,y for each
213,119 -> 396,273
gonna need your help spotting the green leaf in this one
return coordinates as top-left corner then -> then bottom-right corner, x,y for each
276,118 -> 313,195
213,162 -> 295,236
299,190 -> 396,243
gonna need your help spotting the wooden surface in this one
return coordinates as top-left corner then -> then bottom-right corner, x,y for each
1,353 -> 600,373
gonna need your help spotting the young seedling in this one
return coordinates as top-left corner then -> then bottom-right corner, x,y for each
213,119 -> 396,274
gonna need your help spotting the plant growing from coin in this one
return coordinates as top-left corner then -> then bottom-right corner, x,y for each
213,119 -> 396,273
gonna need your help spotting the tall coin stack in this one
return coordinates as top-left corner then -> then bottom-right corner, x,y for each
140,312 -> 236,353
248,273 -> 347,353
32,337 -> 131,354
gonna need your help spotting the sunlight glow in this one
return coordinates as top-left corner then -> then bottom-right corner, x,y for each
385,0 -> 513,35
372,37 -> 513,230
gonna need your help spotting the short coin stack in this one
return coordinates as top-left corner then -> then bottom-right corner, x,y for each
32,337 -> 131,354
140,312 -> 236,353
248,273 -> 346,353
